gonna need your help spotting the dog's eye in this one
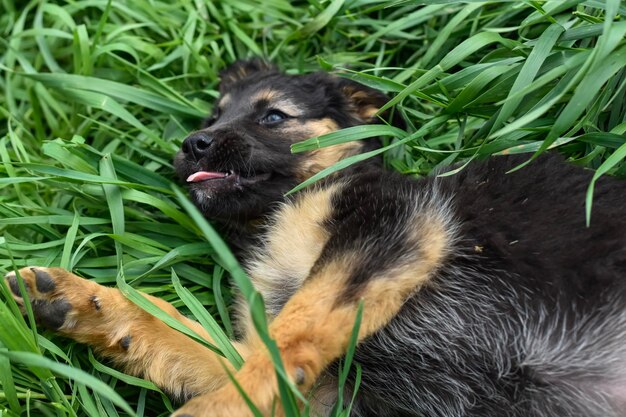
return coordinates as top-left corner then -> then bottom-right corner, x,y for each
260,110 -> 288,126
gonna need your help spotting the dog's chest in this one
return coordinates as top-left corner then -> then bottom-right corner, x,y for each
243,185 -> 339,316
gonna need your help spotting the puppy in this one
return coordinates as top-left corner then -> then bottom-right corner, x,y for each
5,59 -> 626,417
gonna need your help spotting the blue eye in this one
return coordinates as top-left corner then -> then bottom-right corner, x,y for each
260,110 -> 288,125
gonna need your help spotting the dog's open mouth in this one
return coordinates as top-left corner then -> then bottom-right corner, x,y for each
186,170 -> 272,186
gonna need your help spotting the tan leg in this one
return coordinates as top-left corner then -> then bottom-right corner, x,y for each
4,267 -> 247,400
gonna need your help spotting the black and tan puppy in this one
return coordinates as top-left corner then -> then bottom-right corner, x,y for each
5,60 -> 626,417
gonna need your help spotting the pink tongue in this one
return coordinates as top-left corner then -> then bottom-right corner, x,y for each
186,171 -> 227,183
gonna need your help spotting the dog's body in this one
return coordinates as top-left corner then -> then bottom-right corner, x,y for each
319,158 -> 626,417
237,153 -> 626,417
6,60 -> 626,417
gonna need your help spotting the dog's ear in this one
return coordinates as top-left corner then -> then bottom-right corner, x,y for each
336,77 -> 393,124
219,59 -> 278,92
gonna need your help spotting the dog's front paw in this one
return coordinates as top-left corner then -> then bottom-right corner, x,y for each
170,351 -> 287,417
4,267 -> 101,332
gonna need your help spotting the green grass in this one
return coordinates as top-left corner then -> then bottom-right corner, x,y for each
1,0 -> 626,416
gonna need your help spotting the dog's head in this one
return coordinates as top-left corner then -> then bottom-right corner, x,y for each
174,59 -> 391,223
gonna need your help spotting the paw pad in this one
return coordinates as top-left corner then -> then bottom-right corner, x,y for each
7,275 -> 26,297
119,335 -> 132,351
32,299 -> 72,330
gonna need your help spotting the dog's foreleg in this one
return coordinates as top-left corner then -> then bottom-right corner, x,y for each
173,208 -> 452,417
4,267 -> 247,400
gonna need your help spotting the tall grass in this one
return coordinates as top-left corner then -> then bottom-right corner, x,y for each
1,1 -> 625,416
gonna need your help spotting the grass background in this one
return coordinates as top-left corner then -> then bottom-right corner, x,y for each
1,0 -> 626,416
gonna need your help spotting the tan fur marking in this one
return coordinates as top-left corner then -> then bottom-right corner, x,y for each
304,118 -> 340,136
273,99 -> 304,117
238,184 -> 341,334
342,86 -> 384,122
219,93 -> 232,108
236,66 -> 250,80
279,117 -> 339,139
251,90 -> 303,116
408,212 -> 451,275
282,116 -> 360,181
251,88 -> 278,103
364,216 -> 451,333
361,105 -> 379,120
248,185 -> 339,294
297,142 -> 362,181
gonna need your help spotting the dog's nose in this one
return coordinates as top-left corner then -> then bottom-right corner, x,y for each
182,131 -> 213,161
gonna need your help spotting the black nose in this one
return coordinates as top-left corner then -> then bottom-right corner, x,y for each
182,131 -> 213,161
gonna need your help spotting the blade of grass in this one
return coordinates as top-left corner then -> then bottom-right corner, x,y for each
171,269 -> 243,369
295,0 -> 345,38
115,271 -> 225,357
212,265 -> 234,339
18,73 -> 206,118
490,23 -> 564,134
0,351 -> 136,417
291,125 -> 406,153
585,140 -> 626,225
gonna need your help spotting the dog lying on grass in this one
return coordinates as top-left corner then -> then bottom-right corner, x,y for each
5,59 -> 626,417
